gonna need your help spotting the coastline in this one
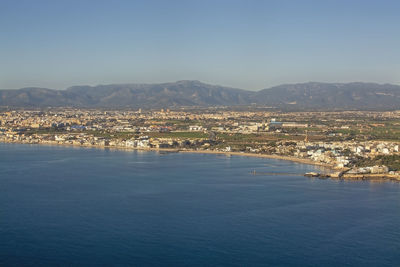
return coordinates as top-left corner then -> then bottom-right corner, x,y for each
179,150 -> 335,170
2,140 -> 400,181
1,140 -> 334,170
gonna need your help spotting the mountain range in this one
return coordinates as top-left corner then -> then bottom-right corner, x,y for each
1,80 -> 400,110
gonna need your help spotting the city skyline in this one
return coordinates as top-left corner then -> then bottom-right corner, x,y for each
1,0 -> 400,90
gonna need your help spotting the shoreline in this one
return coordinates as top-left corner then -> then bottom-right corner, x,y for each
2,140 -> 399,182
179,150 -> 336,170
1,140 -> 335,170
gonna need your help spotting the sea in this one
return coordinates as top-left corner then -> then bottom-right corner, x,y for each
1,143 -> 399,266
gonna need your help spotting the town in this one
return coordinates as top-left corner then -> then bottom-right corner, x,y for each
1,108 -> 400,181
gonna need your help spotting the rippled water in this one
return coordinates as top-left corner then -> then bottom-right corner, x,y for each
1,143 -> 399,266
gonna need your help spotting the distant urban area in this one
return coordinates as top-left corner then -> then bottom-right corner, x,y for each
1,108 -> 400,181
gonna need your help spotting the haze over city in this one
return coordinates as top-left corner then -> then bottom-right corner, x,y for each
1,0 -> 399,90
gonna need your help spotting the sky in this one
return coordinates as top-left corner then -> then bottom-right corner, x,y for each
1,0 -> 399,90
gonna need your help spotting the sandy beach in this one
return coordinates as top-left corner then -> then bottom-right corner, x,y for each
1,140 -> 335,170
179,149 -> 335,169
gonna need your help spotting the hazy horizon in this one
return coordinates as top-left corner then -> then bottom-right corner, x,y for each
3,79 -> 400,92
1,0 -> 399,90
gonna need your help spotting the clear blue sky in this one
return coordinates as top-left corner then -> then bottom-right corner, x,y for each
1,0 -> 399,90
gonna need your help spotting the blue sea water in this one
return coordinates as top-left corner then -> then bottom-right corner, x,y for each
0,143 -> 400,266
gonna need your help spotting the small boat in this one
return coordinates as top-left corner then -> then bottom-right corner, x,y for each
304,172 -> 320,177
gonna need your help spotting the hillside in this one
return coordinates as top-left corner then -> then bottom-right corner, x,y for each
1,81 -> 400,110
253,82 -> 400,110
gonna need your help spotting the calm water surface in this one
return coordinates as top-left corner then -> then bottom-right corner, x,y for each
1,143 -> 400,266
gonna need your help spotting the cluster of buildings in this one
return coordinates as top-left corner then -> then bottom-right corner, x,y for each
243,140 -> 400,174
0,131 -> 214,150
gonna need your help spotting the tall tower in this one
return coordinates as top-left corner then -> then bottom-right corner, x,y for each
304,130 -> 309,142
